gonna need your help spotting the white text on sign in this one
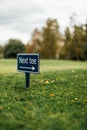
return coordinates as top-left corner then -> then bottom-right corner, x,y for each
19,57 -> 37,64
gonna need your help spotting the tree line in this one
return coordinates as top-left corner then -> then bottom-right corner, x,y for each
0,18 -> 87,60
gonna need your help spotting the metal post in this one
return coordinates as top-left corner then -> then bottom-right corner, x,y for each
25,72 -> 30,88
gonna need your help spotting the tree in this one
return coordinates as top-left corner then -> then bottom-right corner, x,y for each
0,45 -> 4,58
70,25 -> 84,60
41,18 -> 61,59
82,23 -> 87,60
25,28 -> 42,54
25,43 -> 34,53
61,23 -> 87,61
4,39 -> 25,58
59,27 -> 71,59
27,19 -> 61,59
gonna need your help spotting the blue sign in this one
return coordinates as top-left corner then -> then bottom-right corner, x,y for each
17,54 -> 39,73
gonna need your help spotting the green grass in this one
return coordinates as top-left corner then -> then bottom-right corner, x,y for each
0,59 -> 87,73
0,59 -> 87,130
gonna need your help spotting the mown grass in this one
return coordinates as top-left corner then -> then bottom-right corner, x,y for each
0,59 -> 87,73
0,59 -> 87,130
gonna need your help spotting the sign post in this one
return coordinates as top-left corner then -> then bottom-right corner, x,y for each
25,73 -> 30,88
17,53 -> 39,88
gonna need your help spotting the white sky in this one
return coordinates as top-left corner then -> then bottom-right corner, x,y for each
0,0 -> 87,45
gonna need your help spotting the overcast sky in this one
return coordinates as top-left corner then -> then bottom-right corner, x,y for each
0,0 -> 87,45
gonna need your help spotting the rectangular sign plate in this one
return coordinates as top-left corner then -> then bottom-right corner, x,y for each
17,53 -> 39,73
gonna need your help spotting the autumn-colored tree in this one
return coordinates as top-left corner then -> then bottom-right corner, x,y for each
41,18 -> 61,59
26,28 -> 42,54
59,27 -> 71,59
60,14 -> 84,60
80,23 -> 87,60
0,45 -> 4,58
27,19 -> 61,59
26,16 -> 87,60
60,22 -> 87,60
69,25 -> 84,60
25,43 -> 34,53
31,28 -> 42,53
